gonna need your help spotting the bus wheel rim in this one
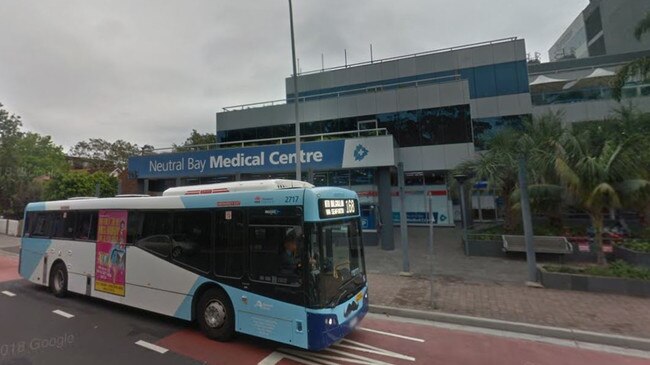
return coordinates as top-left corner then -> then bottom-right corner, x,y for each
205,300 -> 226,328
55,271 -> 64,291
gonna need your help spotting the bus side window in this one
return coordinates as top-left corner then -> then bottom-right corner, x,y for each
215,210 -> 244,278
31,213 -> 53,238
173,210 -> 212,272
75,211 -> 98,241
52,212 -> 76,239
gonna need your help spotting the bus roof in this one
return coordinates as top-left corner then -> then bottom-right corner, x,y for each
162,179 -> 315,197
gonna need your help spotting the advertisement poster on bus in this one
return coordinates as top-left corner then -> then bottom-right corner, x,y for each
95,210 -> 128,296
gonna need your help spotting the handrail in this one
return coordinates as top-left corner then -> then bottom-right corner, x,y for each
140,128 -> 391,155
298,37 -> 518,75
222,74 -> 461,112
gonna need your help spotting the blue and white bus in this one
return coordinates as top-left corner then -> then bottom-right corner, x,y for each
19,179 -> 368,350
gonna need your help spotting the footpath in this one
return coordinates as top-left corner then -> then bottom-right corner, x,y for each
365,227 -> 650,341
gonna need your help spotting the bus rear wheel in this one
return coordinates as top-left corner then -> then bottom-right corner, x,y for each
197,288 -> 235,341
49,262 -> 68,298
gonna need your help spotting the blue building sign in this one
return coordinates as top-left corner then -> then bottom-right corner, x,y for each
128,136 -> 395,179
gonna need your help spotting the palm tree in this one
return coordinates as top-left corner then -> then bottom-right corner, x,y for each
554,129 -> 649,264
455,112 -> 564,231
612,12 -> 650,101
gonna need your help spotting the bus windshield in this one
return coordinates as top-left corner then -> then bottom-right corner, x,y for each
306,219 -> 366,308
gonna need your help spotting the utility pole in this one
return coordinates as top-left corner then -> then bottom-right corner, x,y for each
288,0 -> 301,180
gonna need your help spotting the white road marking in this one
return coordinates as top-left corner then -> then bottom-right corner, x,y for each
135,340 -> 168,354
1,290 -> 16,297
52,309 -> 75,319
358,326 -> 425,343
336,339 -> 415,361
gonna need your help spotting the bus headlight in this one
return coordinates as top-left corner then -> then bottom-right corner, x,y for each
324,316 -> 338,326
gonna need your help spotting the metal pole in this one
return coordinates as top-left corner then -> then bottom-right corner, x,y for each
288,0 -> 301,180
459,183 -> 469,255
344,49 -> 347,67
518,156 -> 538,283
370,44 -> 373,63
397,162 -> 410,274
428,194 -> 435,308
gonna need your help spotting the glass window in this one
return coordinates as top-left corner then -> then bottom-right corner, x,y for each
173,211 -> 212,272
52,211 -> 76,239
351,169 -> 374,185
249,224 -> 303,286
473,64 -> 497,98
215,209 -> 245,278
393,110 -> 420,147
136,235 -> 172,257
75,211 -> 98,241
306,219 -> 365,307
330,170 -> 350,187
29,213 -> 52,238
419,108 -> 444,145
495,62 -> 519,95
405,172 -> 424,186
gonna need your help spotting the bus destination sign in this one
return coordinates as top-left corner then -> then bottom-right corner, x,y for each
319,199 -> 358,218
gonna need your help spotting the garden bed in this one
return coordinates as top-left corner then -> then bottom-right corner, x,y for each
539,261 -> 650,297
614,241 -> 650,268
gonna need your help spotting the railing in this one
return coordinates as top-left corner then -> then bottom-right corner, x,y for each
221,74 -> 462,112
298,37 -> 518,75
140,128 -> 391,155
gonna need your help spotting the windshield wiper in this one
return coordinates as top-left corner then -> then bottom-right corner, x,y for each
326,287 -> 351,308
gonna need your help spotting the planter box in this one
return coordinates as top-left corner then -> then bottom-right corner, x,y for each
466,239 -> 505,257
614,245 -> 650,268
538,266 -> 650,298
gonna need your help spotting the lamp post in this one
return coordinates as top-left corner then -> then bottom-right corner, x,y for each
288,0 -> 301,180
453,174 -> 469,255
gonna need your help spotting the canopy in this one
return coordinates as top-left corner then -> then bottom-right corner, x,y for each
529,75 -> 568,86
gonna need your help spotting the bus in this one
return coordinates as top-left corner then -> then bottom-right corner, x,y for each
19,179 -> 368,350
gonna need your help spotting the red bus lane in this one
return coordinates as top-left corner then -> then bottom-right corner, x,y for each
157,315 -> 650,365
0,255 -> 20,282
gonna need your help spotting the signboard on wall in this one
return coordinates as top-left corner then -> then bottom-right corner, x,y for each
95,210 -> 128,296
127,136 -> 395,179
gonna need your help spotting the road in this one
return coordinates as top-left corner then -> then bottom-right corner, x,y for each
0,255 -> 649,365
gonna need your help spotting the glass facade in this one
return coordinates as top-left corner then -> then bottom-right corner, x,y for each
531,82 -> 650,106
286,60 -> 529,102
218,105 -> 472,148
472,114 -> 528,150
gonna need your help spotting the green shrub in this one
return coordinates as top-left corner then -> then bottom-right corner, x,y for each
544,260 -> 650,280
621,240 -> 650,253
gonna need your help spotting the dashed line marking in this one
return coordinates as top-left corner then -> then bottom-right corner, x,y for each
135,340 -> 168,354
52,309 -> 75,319
1,290 -> 16,297
358,327 -> 425,343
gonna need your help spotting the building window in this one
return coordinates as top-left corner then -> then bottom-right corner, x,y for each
472,115 -> 527,150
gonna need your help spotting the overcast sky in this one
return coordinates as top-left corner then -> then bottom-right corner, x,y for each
0,0 -> 588,151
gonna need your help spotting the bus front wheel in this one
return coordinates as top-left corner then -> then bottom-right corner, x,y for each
197,288 -> 235,341
49,262 -> 68,298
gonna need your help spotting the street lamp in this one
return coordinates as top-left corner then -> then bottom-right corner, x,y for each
453,174 -> 470,255
288,0 -> 301,180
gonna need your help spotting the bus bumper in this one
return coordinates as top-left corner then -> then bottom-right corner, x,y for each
306,291 -> 369,351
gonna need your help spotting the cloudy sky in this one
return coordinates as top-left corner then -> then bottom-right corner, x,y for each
0,0 -> 588,151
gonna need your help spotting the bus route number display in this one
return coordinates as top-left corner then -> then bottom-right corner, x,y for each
319,199 -> 358,218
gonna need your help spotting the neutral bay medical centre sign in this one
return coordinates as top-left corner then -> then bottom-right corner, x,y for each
128,136 -> 395,179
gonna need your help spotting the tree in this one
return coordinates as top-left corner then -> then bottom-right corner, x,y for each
69,138 -> 150,171
44,171 -> 118,201
554,129 -> 649,264
173,129 -> 216,151
612,12 -> 650,101
454,112 -> 565,231
0,103 -> 67,217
